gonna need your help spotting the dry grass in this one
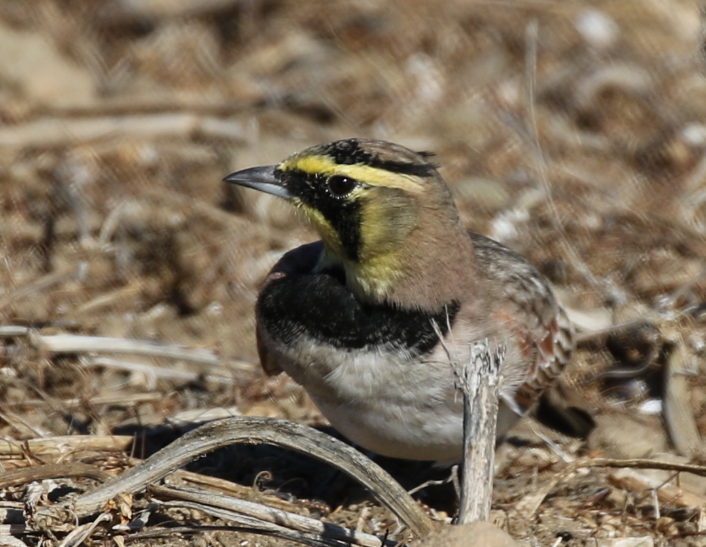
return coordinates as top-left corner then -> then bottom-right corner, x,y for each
1,1 -> 706,546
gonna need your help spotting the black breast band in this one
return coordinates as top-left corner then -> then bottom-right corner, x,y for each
258,249 -> 460,353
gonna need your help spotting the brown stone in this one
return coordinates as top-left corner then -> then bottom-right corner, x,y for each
416,522 -> 517,547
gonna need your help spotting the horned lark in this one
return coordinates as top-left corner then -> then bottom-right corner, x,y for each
225,139 -> 573,461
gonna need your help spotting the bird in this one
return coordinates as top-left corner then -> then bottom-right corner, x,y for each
224,138 -> 574,462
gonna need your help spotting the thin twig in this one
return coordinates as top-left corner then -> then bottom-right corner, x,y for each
124,523 -> 344,547
3,392 -> 162,408
0,326 -> 254,373
0,462 -> 111,488
575,457 -> 706,477
609,467 -> 706,509
57,512 -> 111,547
522,19 -> 623,302
163,465 -> 301,513
0,435 -> 132,457
0,114 -> 246,149
150,484 -> 392,547
517,456 -> 706,517
83,356 -> 237,385
0,264 -> 86,309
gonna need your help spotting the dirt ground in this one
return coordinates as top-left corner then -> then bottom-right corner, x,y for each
1,0 -> 706,546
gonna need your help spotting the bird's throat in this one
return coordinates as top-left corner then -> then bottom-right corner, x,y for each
317,245 -> 403,303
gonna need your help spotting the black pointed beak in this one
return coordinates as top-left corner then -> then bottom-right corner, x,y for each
223,165 -> 291,200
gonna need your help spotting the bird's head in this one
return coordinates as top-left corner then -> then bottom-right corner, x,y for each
225,139 -> 468,304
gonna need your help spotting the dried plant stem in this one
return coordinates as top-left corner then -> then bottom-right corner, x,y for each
134,514 -> 347,547
4,392 -> 162,408
575,457 -> 706,477
151,484 -> 388,547
0,435 -> 132,457
0,326 -> 253,372
83,356 -> 236,385
0,114 -> 246,149
42,417 -> 434,538
431,321 -> 505,524
56,512 -> 111,547
0,463 -> 111,488
518,457 -> 706,517
0,265 -> 85,309
456,342 -> 504,524
663,342 -> 702,457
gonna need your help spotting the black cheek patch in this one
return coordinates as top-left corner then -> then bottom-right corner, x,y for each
321,200 -> 362,261
278,169 -> 363,261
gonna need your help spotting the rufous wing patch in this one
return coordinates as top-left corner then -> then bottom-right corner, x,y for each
492,305 -> 565,416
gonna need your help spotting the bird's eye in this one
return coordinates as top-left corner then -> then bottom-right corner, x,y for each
327,175 -> 357,196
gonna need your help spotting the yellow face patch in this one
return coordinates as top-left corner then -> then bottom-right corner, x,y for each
279,155 -> 425,194
344,254 -> 404,301
358,190 -> 417,259
281,152 -> 424,302
299,190 -> 416,302
292,199 -> 345,256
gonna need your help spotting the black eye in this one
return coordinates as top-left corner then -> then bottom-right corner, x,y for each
327,175 -> 357,196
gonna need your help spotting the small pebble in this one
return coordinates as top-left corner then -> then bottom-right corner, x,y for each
416,522 -> 517,547
575,8 -> 619,49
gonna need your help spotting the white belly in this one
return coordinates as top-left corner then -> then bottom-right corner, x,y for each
263,330 -> 522,461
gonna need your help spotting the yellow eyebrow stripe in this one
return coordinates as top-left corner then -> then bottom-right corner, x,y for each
279,155 -> 425,193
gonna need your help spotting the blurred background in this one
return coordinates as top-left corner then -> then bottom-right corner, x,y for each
1,0 -> 706,543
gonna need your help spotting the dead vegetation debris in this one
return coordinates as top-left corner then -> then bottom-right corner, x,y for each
2,0 -> 706,546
